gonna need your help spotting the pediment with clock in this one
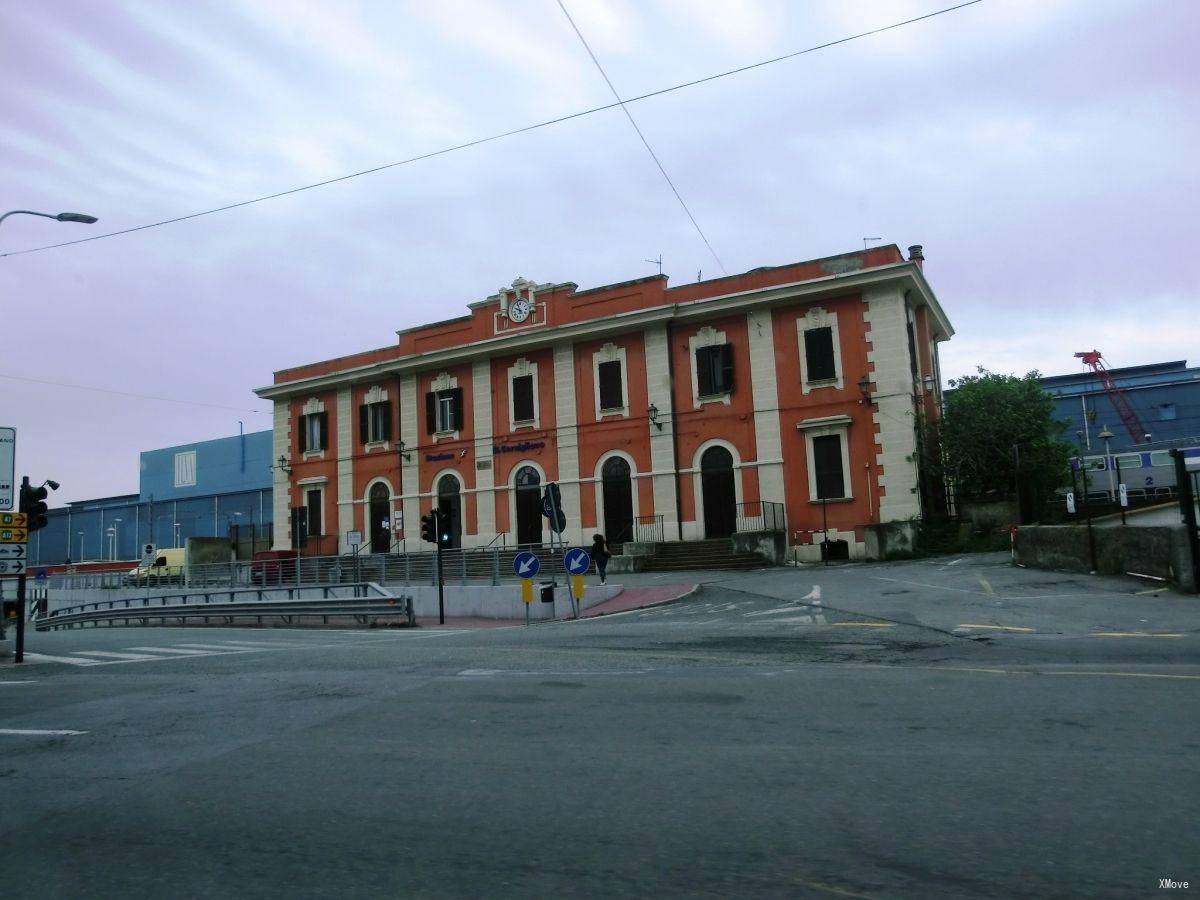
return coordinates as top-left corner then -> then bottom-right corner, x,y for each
490,276 -> 549,334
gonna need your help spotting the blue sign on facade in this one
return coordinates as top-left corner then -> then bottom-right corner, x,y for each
34,568 -> 47,583
513,551 -> 540,578
564,548 -> 591,575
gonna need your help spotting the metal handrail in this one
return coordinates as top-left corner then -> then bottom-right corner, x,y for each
734,500 -> 786,534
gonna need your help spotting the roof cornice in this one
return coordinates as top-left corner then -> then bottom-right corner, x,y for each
254,262 -> 952,400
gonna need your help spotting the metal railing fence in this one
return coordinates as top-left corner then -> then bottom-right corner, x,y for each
734,500 -> 786,534
632,515 -> 665,544
47,544 -> 596,592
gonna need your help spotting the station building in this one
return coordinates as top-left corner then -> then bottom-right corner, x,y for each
255,244 -> 953,561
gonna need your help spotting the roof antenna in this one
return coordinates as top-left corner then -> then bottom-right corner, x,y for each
644,254 -> 663,275
863,237 -> 881,250
697,270 -> 702,282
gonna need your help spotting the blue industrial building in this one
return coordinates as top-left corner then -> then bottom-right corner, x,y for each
33,430 -> 275,565
1042,359 -> 1200,453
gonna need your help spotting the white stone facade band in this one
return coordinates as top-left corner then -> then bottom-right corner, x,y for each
471,358 -> 495,548
746,309 -> 786,512
643,324 -> 679,540
553,342 -> 583,546
863,286 -> 921,522
272,400 -> 292,549
398,373 -> 422,545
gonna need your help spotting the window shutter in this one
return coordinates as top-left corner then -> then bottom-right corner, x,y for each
598,360 -> 622,410
359,404 -> 369,444
425,392 -> 437,434
513,375 -> 534,422
696,347 -> 714,397
298,416 -> 308,453
381,403 -> 393,440
719,344 -> 734,393
450,387 -> 464,431
804,327 -> 836,382
318,412 -> 329,452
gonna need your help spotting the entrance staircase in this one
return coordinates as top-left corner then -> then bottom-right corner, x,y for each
629,538 -> 769,573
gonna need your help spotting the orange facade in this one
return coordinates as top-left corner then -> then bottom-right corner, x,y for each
259,245 -> 953,560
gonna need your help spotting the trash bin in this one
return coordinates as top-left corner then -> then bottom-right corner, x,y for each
540,582 -> 556,603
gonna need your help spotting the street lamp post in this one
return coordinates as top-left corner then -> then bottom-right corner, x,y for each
0,210 -> 98,229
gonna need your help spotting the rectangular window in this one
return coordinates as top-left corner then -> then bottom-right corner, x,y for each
1159,403 -> 1177,421
360,401 -> 392,443
426,388 -> 464,434
305,488 -> 322,537
1114,453 -> 1143,471
803,326 -> 837,382
812,434 -> 846,500
696,344 -> 734,398
301,413 -> 327,452
598,360 -> 623,411
512,374 -> 535,423
173,451 -> 197,488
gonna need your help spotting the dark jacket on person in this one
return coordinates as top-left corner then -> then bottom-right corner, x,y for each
590,537 -> 611,561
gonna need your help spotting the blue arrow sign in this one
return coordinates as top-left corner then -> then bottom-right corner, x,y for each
564,547 -> 591,576
513,551 -> 541,578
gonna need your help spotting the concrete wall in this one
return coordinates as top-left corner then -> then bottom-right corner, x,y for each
959,498 -> 1020,532
1016,524 -> 1196,592
863,521 -> 918,560
731,530 -> 786,566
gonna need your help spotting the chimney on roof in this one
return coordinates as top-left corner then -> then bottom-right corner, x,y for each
908,244 -> 924,268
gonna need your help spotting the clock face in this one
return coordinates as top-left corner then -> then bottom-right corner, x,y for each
508,298 -> 532,322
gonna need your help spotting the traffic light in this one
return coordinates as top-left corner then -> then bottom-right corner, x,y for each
420,509 -> 438,544
19,482 -> 49,532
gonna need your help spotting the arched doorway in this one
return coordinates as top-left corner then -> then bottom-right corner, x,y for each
368,483 -> 391,553
436,474 -> 462,549
514,465 -> 542,546
700,445 -> 736,538
601,456 -> 634,545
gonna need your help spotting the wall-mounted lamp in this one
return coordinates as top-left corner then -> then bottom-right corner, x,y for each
857,376 -> 872,404
647,402 -> 664,431
276,455 -> 292,475
922,373 -> 937,394
397,440 -> 412,462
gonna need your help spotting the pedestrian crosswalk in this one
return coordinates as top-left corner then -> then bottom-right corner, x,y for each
631,597 -> 830,627
18,632 -> 457,669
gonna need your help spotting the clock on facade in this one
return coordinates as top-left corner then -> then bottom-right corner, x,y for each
508,297 -> 532,323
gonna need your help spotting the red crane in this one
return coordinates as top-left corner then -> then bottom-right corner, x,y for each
1073,350 -> 1150,444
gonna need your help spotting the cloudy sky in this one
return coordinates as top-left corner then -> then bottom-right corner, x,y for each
2,0 -> 1197,503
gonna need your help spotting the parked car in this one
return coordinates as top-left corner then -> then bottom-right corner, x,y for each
126,548 -> 186,585
249,549 -> 298,585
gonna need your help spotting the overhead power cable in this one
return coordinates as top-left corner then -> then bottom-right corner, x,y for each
555,0 -> 727,275
0,0 -> 983,260
0,373 -> 272,415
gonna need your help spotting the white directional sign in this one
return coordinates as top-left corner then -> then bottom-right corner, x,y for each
1065,491 -> 1076,514
0,427 -> 14,510
0,544 -> 26,559
0,559 -> 26,575
1118,483 -> 1129,507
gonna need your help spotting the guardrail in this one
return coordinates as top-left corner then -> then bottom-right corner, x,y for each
36,582 -> 414,630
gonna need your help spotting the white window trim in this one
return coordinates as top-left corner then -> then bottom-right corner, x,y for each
592,343 -> 629,419
430,372 -> 461,441
798,306 -> 844,394
797,417 -> 853,501
507,357 -> 540,432
689,325 -> 731,409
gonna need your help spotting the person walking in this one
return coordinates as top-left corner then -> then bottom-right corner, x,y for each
590,533 -> 612,585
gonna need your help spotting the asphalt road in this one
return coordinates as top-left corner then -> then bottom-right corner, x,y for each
2,555 -> 1197,899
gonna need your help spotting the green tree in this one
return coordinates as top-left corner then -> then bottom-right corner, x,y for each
939,368 -> 1072,510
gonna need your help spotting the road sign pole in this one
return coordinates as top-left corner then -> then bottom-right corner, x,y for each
546,487 -> 578,618
436,511 -> 445,625
14,571 -> 26,663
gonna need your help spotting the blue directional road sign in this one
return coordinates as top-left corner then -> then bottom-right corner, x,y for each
513,551 -> 541,578
563,547 -> 591,576
34,567 -> 47,583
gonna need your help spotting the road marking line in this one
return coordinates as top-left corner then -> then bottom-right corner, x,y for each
173,643 -> 263,651
20,652 -> 103,666
792,877 -> 876,899
71,651 -> 161,660
125,647 -> 213,655
943,558 -> 964,567
0,681 -> 39,685
770,615 -> 813,624
0,729 -> 88,736
1089,632 -> 1184,638
801,585 -> 822,602
896,665 -> 1200,681
871,576 -> 988,596
978,576 -> 995,596
744,607 -> 805,617
957,623 -> 1035,633
829,622 -> 895,628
